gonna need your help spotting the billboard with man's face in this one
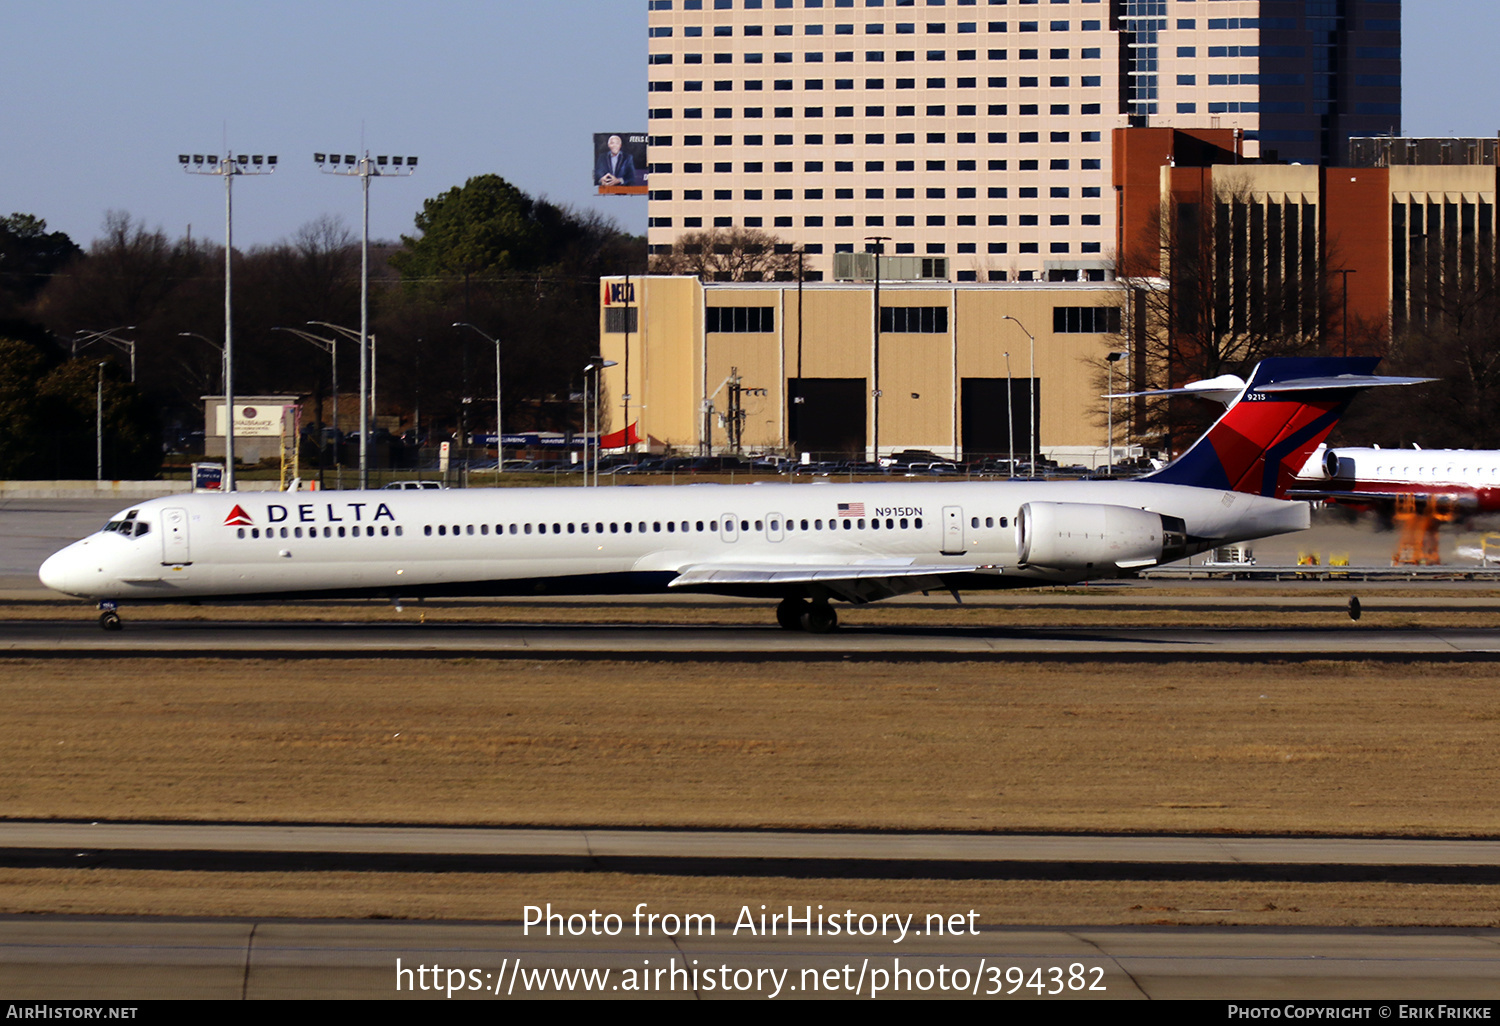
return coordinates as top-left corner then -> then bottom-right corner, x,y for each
594,133 -> 649,194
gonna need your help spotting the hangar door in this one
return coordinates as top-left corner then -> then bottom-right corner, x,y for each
961,377 -> 1038,462
789,378 -> 867,457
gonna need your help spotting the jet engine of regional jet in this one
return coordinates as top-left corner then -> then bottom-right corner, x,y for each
1016,501 -> 1187,572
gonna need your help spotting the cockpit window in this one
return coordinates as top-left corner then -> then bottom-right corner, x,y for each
102,510 -> 149,538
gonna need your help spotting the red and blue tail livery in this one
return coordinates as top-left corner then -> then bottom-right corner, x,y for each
1142,358 -> 1422,499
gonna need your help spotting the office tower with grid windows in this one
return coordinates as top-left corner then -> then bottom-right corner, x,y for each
644,0 -> 1399,283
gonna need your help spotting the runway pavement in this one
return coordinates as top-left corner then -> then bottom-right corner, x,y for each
5,825 -> 1500,998
6,617 -> 1500,662
3,918 -> 1498,999
4,823 -> 1500,882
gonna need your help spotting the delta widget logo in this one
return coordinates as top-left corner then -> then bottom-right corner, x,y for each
223,505 -> 254,527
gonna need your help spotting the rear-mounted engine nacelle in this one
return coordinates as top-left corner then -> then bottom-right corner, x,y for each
1017,501 -> 1187,572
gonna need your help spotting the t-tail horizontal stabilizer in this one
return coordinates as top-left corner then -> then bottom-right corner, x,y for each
1140,357 -> 1432,499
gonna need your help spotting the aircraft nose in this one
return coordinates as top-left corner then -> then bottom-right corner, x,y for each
39,543 -> 92,597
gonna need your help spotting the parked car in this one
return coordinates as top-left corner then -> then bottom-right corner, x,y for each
879,449 -> 944,469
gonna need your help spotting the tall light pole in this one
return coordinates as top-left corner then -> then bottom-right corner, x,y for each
1106,350 -> 1129,473
181,151 -> 277,491
95,362 -> 107,481
864,236 -> 890,462
316,151 -> 417,489
1001,315 -> 1037,477
454,323 -> 503,473
74,327 -> 137,381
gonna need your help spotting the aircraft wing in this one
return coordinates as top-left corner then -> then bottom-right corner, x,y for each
668,559 -> 991,603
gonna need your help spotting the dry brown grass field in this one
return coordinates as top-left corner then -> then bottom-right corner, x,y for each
4,657 -> 1497,834
4,639 -> 1499,926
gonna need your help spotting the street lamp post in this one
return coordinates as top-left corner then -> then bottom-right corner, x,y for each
74,327 -> 137,382
272,327 -> 341,488
316,151 -> 416,489
864,236 -> 890,462
1004,351 -> 1014,476
584,358 -> 618,486
272,328 -> 339,440
177,332 -> 224,393
96,363 -> 107,481
308,321 -> 371,483
1001,315 -> 1037,477
454,323 -> 503,473
180,151 -> 277,491
1106,350 -> 1130,474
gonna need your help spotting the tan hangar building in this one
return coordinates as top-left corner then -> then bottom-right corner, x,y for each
597,275 -> 1131,464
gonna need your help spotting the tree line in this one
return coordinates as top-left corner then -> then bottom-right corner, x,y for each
0,176 -> 645,478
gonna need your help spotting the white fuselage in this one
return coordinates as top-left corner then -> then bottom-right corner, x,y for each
39,479 -> 1309,604
1295,444 -> 1500,511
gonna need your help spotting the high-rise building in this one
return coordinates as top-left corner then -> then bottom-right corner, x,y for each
644,0 -> 1400,283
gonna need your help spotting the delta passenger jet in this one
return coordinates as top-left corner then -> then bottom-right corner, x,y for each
40,358 -> 1416,632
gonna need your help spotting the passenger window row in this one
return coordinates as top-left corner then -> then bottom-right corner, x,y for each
419,516 -> 927,537
238,526 -> 404,539
970,516 -> 1009,529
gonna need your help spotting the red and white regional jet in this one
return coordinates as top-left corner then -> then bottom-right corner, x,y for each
1289,444 -> 1500,514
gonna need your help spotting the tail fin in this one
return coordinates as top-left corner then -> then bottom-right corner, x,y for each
1142,357 -> 1396,498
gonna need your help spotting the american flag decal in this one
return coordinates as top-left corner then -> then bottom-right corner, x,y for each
837,502 -> 865,517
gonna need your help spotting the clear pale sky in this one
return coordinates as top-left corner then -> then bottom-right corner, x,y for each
0,1 -> 1488,249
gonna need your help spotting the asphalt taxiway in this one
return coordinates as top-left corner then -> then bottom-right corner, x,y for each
5,918 -> 1499,1000
4,823 -> 1500,882
5,617 -> 1500,662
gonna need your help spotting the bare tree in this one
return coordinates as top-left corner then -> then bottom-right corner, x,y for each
1345,243 -> 1500,448
1115,174 -> 1337,452
648,228 -> 800,282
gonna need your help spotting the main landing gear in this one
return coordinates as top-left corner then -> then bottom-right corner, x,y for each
98,601 -> 122,632
776,596 -> 839,633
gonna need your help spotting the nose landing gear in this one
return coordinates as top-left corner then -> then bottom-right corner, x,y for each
98,601 -> 122,632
